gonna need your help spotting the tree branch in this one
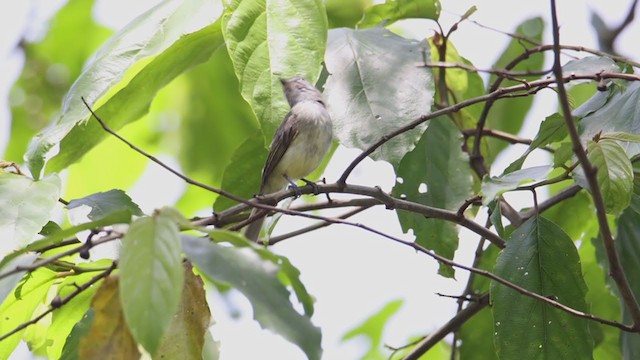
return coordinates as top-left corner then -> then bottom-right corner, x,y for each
549,0 -> 640,330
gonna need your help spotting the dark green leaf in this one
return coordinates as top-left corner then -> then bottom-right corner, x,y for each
0,173 -> 60,257
615,200 -> 640,359
541,190 -> 594,241
341,299 -> 403,360
182,236 -> 322,360
485,18 -> 544,164
531,113 -> 568,149
325,26 -> 434,168
358,0 -> 440,28
481,165 -> 552,205
67,189 -> 143,221
491,217 -> 592,359
393,119 -> 473,277
222,0 -> 328,139
119,212 -> 184,355
489,200 -> 505,238
59,309 -> 94,360
575,140 -> 633,214
553,141 -> 574,167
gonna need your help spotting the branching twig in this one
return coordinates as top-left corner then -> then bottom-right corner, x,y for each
550,0 -> 640,329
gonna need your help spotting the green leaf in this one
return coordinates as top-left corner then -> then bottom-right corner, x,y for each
485,18 -> 544,164
26,0 -> 218,178
481,165 -> 552,205
579,81 -> 640,157
0,173 -> 60,257
341,299 -> 403,360
392,119 -> 473,277
600,131 -> 640,143
119,212 -> 184,355
615,199 -> 640,359
562,56 -> 621,78
67,189 -> 143,222
324,26 -> 434,168
59,309 -> 94,360
325,0 -> 371,28
358,0 -> 440,28
489,200 -> 505,238
553,141 -> 574,167
213,131 -> 267,212
46,19 -> 224,175
222,0 -> 328,139
491,217 -> 592,359
575,140 -> 633,214
0,268 -> 57,360
541,190 -> 594,241
181,235 -> 322,360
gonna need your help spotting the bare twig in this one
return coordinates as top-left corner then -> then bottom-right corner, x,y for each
591,0 -> 638,54
550,0 -> 640,329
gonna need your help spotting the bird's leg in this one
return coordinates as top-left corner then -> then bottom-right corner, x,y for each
284,175 -> 302,198
300,177 -> 321,195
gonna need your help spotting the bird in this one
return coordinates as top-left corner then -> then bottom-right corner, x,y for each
244,77 -> 333,241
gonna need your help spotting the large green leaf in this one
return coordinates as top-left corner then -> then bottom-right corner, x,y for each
392,119 -> 473,277
26,0 -> 217,178
324,26 -> 434,168
67,189 -> 143,223
119,212 -> 184,355
181,235 -> 322,360
484,17 -> 544,164
615,197 -> 640,359
341,299 -> 403,360
491,217 -> 592,359
5,0 -> 112,163
222,0 -> 328,139
562,56 -> 621,78
357,0 -> 440,28
0,268 -> 57,360
0,173 -> 60,257
579,81 -> 640,158
574,140 -> 633,214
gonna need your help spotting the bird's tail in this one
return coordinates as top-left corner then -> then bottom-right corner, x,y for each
244,208 -> 266,242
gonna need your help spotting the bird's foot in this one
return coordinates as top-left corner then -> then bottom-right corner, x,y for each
301,177 -> 320,195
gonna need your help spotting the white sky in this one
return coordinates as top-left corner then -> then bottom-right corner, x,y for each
1,0 -> 638,359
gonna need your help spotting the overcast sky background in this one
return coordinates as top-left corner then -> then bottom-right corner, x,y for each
1,0 -> 639,359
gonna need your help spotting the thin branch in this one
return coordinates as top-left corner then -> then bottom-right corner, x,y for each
0,262 -> 116,342
592,0 -> 638,54
521,184 -> 582,220
402,294 -> 490,360
550,0 -> 640,329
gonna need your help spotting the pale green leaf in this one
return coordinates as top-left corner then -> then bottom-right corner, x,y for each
481,166 -> 552,205
358,0 -> 440,28
119,212 -> 184,355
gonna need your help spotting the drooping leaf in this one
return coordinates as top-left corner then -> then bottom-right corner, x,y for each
491,217 -> 592,359
481,165 -> 552,205
392,119 -> 473,277
614,198 -> 640,359
0,173 -> 60,257
79,277 -> 140,360
484,17 -> 544,164
67,189 -> 143,223
341,299 -> 403,360
181,235 -> 322,360
505,113 -> 566,173
26,0 -> 218,178
119,211 -> 184,355
0,253 -> 38,305
222,0 -> 328,139
574,139 -> 633,214
357,0 -> 440,28
579,81 -> 640,157
0,268 -> 57,360
155,262 -> 212,360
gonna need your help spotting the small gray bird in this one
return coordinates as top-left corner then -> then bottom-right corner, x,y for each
244,77 -> 333,241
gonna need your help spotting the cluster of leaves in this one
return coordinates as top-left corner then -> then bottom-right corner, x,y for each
2,0 -> 640,359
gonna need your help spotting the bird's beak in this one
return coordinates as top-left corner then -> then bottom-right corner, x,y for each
279,78 -> 287,85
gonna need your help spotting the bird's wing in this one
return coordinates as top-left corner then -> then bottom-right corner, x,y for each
260,111 -> 298,192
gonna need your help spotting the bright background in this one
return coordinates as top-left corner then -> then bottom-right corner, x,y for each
1,0 -> 638,359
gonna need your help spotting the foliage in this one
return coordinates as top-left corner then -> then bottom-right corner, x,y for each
2,0 -> 640,359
